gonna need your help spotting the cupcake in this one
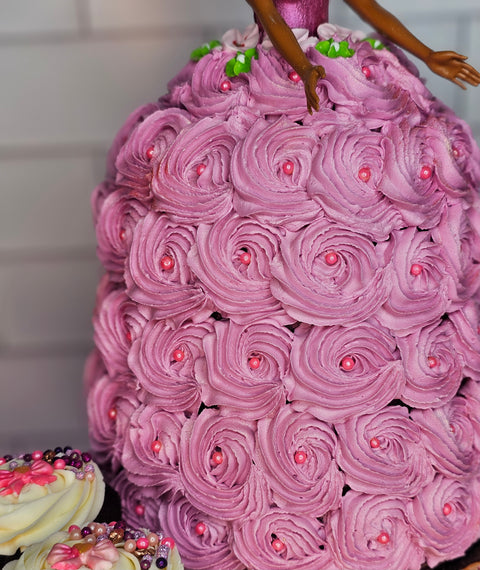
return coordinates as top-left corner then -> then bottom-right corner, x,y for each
0,447 -> 104,555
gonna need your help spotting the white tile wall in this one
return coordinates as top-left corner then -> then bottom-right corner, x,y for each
0,0 -> 479,456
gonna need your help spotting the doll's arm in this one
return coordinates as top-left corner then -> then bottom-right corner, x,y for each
344,0 -> 480,88
246,0 -> 325,111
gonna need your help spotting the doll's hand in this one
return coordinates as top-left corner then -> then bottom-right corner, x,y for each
301,65 -> 326,113
425,51 -> 480,89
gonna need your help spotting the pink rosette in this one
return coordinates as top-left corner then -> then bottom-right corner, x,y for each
151,117 -> 236,223
407,474 -> 480,567
188,215 -> 287,323
121,404 -> 185,493
397,319 -> 464,408
411,397 -> 478,478
179,409 -> 267,521
327,492 -> 424,570
256,404 -> 343,516
125,211 -> 211,325
270,219 -> 390,326
377,227 -> 456,335
87,373 -> 140,476
246,48 -> 329,120
106,102 -> 161,180
231,116 -> 321,229
307,126 -> 403,240
335,406 -> 434,497
381,121 -> 447,228
450,302 -> 480,379
461,379 -> 480,452
308,42 -> 423,129
93,286 -> 148,378
178,50 -> 250,120
91,180 -> 116,227
197,318 -> 292,420
233,510 -> 336,570
129,319 -> 213,414
114,107 -> 191,198
287,321 -> 404,422
95,186 -> 149,279
158,491 -> 244,570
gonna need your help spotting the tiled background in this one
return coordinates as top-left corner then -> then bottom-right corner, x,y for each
1,0 -> 479,455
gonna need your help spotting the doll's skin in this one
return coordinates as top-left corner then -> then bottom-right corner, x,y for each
247,0 -> 480,112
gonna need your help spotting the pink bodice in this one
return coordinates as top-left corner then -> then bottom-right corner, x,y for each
255,0 -> 329,36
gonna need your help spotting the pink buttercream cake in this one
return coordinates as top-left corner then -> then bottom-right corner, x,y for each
86,23 -> 480,570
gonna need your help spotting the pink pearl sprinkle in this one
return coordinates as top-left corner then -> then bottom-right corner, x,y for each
420,165 -> 433,180
108,407 -> 117,420
136,537 -> 149,550
453,147 -> 460,158
160,255 -> 174,270
211,451 -> 223,465
341,356 -> 355,371
119,228 -> 126,241
151,440 -> 162,453
283,160 -> 294,175
220,80 -> 232,92
161,537 -> 175,549
288,70 -> 301,82
443,503 -> 453,516
146,146 -> 155,160
32,450 -> 43,460
370,437 -> 380,449
173,349 -> 185,362
362,66 -> 372,78
358,167 -> 371,182
69,525 -> 81,534
239,251 -> 251,265
410,263 -> 423,276
428,356 -> 438,368
196,163 -> 206,176
195,522 -> 207,536
271,538 -> 285,552
249,357 -> 261,370
325,251 -> 338,266
135,504 -> 145,516
54,459 -> 66,470
0,458 -> 6,466
294,450 -> 307,464
377,532 -> 390,545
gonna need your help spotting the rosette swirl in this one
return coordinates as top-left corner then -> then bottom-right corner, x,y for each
377,227 -> 456,335
197,318 -> 292,419
188,215 -> 287,323
121,404 -> 186,493
129,319 -> 213,414
307,126 -> 402,240
256,404 -> 343,515
327,492 -> 424,570
233,510 -> 336,570
407,474 -> 480,567
335,407 -> 434,497
397,319 -> 464,408
151,117 -> 236,223
95,186 -> 149,279
288,321 -> 404,421
270,219 -> 390,326
231,116 -> 321,229
158,492 -> 244,570
125,211 -> 211,325
115,107 -> 191,197
450,301 -> 480,380
179,409 -> 267,521
411,397 -> 479,478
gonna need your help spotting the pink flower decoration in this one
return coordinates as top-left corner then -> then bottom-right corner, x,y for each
0,460 -> 57,497
222,23 -> 259,53
47,540 -> 119,570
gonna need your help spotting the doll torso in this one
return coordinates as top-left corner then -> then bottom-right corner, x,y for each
274,0 -> 329,34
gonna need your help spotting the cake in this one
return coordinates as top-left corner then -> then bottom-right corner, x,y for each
86,16 -> 480,570
0,448 -> 104,556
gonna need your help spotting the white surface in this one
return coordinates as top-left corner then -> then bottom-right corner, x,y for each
0,0 -> 479,455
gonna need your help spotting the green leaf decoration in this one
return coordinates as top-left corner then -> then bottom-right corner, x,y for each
315,38 -> 354,58
225,48 -> 259,77
363,37 -> 385,50
190,39 -> 221,62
